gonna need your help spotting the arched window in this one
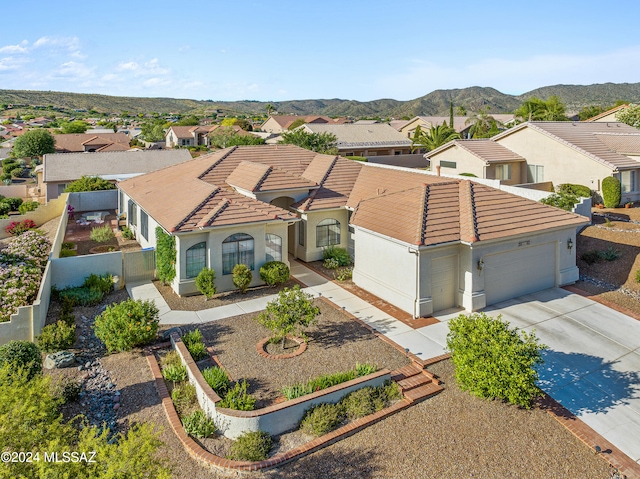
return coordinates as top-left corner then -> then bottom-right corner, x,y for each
222,233 -> 254,275
316,218 -> 340,247
186,242 -> 206,278
265,234 -> 282,262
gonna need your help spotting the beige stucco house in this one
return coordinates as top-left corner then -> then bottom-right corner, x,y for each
260,115 -> 349,134
586,104 -> 628,122
426,121 -> 640,201
118,144 -> 587,318
301,123 -> 412,157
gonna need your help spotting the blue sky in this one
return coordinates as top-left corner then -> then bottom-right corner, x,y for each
0,1 -> 638,102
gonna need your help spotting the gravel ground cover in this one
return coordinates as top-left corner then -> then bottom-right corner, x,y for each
194,299 -> 411,406
576,210 -> 640,315
154,278 -> 300,311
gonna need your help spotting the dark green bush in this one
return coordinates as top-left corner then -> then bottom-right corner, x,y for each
93,299 -> 160,352
300,403 -> 345,436
0,202 -> 10,216
581,250 -> 602,265
156,227 -> 176,285
1,197 -> 23,211
59,286 -> 103,306
0,340 -> 41,379
202,366 -> 230,395
232,263 -> 252,293
602,176 -> 621,208
556,183 -> 592,198
341,387 -> 380,420
228,431 -> 272,461
121,226 -> 135,240
10,168 -> 26,179
182,329 -> 207,361
181,410 -> 216,438
259,261 -> 290,286
446,312 -> 547,408
599,246 -> 621,261
171,382 -> 197,415
37,320 -> 76,352
217,380 -> 256,411
322,245 -> 351,266
83,273 -> 113,296
195,267 -> 216,300
19,200 -> 40,215
282,363 -> 377,400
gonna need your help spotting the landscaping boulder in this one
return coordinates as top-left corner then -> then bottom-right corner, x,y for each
43,351 -> 76,369
162,326 -> 182,341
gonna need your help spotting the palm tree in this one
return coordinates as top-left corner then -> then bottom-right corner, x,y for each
265,103 -> 274,116
411,124 -> 460,152
465,106 -> 502,138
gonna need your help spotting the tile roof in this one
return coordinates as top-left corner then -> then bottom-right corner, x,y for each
494,121 -> 640,170
265,115 -> 349,129
351,179 -> 587,247
54,133 -> 130,153
405,115 -> 515,133
303,123 -> 412,148
585,104 -> 628,122
43,149 -> 193,182
592,132 -> 640,155
226,160 -> 318,192
425,139 -> 526,164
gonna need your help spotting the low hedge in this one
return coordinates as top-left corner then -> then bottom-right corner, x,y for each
259,261 -> 289,286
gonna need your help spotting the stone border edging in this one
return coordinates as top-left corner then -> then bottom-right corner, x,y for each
256,336 -> 307,359
145,347 -> 414,472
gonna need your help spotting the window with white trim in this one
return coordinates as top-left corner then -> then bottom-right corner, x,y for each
222,233 -> 254,275
620,171 -> 637,193
495,164 -> 512,180
316,218 -> 340,247
186,242 -> 206,278
441,160 -> 457,168
527,165 -> 544,183
140,210 -> 149,240
265,234 -> 282,262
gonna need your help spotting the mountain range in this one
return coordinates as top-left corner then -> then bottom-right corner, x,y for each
1,82 -> 640,118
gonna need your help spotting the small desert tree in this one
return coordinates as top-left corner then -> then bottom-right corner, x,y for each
232,264 -> 252,293
195,267 -> 216,300
446,312 -> 547,408
255,285 -> 320,349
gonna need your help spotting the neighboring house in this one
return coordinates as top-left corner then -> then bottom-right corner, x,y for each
165,125 -> 216,148
426,121 -> 640,200
27,117 -> 53,127
399,115 -> 516,139
54,133 -> 131,153
586,104 -> 628,122
41,149 -> 192,202
118,144 -> 587,318
261,115 -> 349,134
300,123 -> 413,157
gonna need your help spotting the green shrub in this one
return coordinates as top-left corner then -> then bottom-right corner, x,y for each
155,227 -> 176,285
540,193 -> 578,211
161,350 -> 182,369
217,380 -> 256,411
162,363 -> 187,382
0,202 -> 9,216
83,273 -> 114,295
10,168 -> 26,178
604,217 -> 613,227
59,286 -> 103,306
61,242 -> 75,250
59,249 -> 77,258
300,403 -> 345,436
556,183 -> 592,198
341,387 -> 379,420
171,382 -> 197,415
18,201 -> 40,215
446,312 -> 547,408
228,431 -> 272,461
2,162 -> 20,176
181,410 -> 217,438
37,320 -> 76,352
195,267 -> 216,300
282,363 -> 377,400
259,261 -> 290,286
602,176 -> 622,208
202,366 -> 230,395
89,225 -> 115,243
581,250 -> 602,265
599,246 -> 621,261
1,197 -> 23,211
636,270 -> 640,283
0,340 -> 41,379
232,263 -> 252,293
121,226 -> 135,240
93,299 -> 160,352
322,245 -> 351,266
182,329 -> 207,361
323,258 -> 340,270
59,296 -> 75,326
334,267 -> 353,281
60,378 -> 82,403
345,155 -> 368,162
459,172 -> 478,177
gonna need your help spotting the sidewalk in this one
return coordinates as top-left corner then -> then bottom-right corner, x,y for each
127,259 -> 449,361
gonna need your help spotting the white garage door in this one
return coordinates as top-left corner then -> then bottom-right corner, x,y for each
431,255 -> 458,312
484,243 -> 556,306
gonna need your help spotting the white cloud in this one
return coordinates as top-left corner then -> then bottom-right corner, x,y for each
0,56 -> 29,71
143,77 -> 171,88
117,61 -> 140,72
0,40 -> 29,54
52,61 -> 95,80
33,36 -> 80,51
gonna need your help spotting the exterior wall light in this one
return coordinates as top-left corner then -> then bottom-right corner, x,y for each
567,238 -> 573,251
477,258 -> 484,271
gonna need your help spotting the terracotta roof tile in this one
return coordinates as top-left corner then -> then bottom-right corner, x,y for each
54,132 -> 130,153
294,157 -> 363,211
226,161 -> 318,192
426,139 -> 526,164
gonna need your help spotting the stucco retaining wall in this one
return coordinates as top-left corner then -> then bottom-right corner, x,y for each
67,190 -> 118,212
170,333 -> 391,439
51,251 -> 123,289
0,193 -> 66,239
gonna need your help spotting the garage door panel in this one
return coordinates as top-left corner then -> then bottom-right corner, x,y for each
484,243 -> 555,306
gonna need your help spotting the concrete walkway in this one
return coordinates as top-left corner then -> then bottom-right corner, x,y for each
127,261 -> 640,468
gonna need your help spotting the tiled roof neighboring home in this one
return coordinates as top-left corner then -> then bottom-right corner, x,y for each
226,160 -> 318,193
43,149 -> 193,182
493,121 -> 640,170
351,179 -> 587,247
592,132 -> 640,155
585,104 -> 628,122
54,132 -> 130,153
302,123 -> 412,148
267,115 -> 348,129
425,139 -> 527,164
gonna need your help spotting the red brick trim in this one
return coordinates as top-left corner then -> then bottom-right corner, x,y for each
256,335 -> 307,359
539,393 -> 640,479
146,348 -> 418,471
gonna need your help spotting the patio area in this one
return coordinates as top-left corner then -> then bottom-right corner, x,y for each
63,209 -> 141,256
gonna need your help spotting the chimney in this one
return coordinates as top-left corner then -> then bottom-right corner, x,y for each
436,165 -> 441,176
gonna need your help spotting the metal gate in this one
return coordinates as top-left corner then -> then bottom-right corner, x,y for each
123,249 -> 156,284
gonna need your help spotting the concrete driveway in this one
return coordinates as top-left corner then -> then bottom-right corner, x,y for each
481,288 -> 640,466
